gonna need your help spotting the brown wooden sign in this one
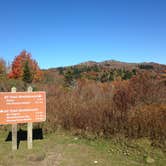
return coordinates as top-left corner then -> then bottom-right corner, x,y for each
0,91 -> 46,124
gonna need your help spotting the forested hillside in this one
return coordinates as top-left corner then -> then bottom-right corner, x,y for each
43,59 -> 166,87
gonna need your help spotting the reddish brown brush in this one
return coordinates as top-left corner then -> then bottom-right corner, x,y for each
0,71 -> 165,142
44,72 -> 166,142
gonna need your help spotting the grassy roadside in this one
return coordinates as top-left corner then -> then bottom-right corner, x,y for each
0,130 -> 166,166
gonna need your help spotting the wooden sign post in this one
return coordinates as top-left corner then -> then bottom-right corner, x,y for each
27,86 -> 33,149
11,87 -> 17,150
0,87 -> 46,150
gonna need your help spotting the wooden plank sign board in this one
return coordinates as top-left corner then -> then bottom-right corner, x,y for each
0,91 -> 46,125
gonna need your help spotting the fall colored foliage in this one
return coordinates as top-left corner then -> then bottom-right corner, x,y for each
44,72 -> 166,141
8,50 -> 42,82
0,53 -> 166,146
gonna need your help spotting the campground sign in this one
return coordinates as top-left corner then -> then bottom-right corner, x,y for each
0,91 -> 46,124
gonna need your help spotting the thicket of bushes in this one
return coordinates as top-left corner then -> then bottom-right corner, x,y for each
0,71 -> 166,145
44,72 -> 166,142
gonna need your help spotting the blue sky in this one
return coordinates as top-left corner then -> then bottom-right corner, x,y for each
0,0 -> 166,69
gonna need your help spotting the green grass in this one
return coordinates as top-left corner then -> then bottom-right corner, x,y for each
0,130 -> 166,166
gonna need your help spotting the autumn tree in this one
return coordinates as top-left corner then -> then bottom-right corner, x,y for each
8,50 -> 42,82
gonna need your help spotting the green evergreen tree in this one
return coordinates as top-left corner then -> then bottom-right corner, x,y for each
64,69 -> 74,87
22,61 -> 32,83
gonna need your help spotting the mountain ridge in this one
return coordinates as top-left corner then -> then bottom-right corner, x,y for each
48,60 -> 166,72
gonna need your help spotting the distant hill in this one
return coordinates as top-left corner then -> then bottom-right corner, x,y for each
48,60 -> 166,73
43,60 -> 166,85
77,60 -> 166,72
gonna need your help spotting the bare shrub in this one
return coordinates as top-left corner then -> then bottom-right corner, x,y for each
44,72 -> 166,142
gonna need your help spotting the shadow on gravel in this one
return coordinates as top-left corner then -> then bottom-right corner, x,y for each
5,128 -> 43,149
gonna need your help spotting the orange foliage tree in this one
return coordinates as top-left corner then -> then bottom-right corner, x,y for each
8,50 -> 42,82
